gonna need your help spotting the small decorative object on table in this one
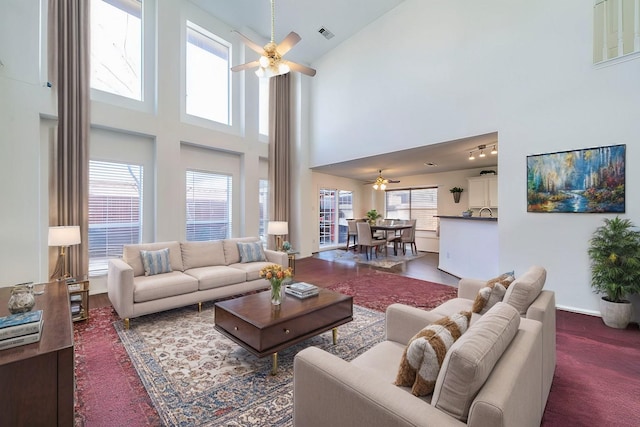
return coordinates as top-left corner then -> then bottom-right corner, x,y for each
259,264 -> 293,306
366,209 -> 382,225
7,283 -> 36,314
462,209 -> 474,218
282,240 -> 292,251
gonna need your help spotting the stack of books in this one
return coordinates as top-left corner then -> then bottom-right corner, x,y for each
0,310 -> 44,351
285,282 -> 319,299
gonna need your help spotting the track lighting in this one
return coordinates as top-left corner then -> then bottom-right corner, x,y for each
468,143 -> 498,160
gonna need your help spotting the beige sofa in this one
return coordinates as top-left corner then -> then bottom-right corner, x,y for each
107,237 -> 288,328
293,266 -> 555,427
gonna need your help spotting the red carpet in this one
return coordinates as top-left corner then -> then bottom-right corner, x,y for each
542,310 -> 640,426
326,270 -> 457,312
74,273 -> 640,426
73,306 -> 160,426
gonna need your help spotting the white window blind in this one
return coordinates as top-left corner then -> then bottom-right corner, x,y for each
90,0 -> 143,100
88,160 -> 143,275
186,22 -> 231,125
386,187 -> 438,231
186,170 -> 232,241
259,179 -> 269,245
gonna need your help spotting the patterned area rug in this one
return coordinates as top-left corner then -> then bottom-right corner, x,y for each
319,248 -> 426,269
115,303 -> 385,426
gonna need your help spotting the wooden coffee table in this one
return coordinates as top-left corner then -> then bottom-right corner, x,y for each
214,287 -> 353,374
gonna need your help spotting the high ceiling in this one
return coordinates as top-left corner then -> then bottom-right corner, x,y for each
190,0 -> 499,183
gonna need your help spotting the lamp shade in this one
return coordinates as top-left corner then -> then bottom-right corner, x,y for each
267,221 -> 288,235
48,226 -> 81,246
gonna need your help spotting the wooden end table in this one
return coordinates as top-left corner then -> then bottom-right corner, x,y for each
214,288 -> 353,375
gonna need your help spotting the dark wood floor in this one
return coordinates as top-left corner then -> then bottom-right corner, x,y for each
90,251 -> 459,310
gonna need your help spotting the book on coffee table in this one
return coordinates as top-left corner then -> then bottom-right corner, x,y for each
286,282 -> 319,299
0,310 -> 43,341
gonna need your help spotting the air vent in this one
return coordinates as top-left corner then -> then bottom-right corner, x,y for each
318,26 -> 335,40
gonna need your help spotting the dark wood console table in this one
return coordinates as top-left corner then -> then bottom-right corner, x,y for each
0,281 -> 74,426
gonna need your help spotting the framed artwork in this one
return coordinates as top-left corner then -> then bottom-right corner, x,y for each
527,144 -> 625,213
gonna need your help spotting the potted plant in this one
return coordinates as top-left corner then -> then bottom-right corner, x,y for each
462,209 -> 473,218
366,209 -> 382,225
588,216 -> 640,328
450,187 -> 463,203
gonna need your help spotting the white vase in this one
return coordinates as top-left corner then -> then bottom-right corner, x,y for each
599,297 -> 632,329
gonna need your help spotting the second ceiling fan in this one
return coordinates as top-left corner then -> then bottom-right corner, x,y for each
365,170 -> 400,190
230,0 -> 317,78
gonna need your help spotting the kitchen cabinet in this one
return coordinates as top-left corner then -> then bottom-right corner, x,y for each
468,176 -> 498,208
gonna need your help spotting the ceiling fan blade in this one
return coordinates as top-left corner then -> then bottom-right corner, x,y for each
232,30 -> 265,55
388,180 -> 401,183
231,60 -> 260,72
277,31 -> 302,56
284,61 -> 317,77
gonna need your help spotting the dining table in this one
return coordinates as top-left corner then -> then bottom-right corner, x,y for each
370,223 -> 413,256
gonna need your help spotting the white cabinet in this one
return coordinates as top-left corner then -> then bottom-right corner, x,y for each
467,176 -> 498,208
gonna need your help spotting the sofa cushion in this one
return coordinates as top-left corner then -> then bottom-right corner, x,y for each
471,272 -> 515,314
431,302 -> 520,422
184,266 -> 248,290
237,242 -> 267,263
222,237 -> 260,265
133,271 -> 198,303
180,240 -> 226,270
395,311 -> 471,396
140,248 -> 173,276
123,241 -> 184,277
503,266 -> 546,315
229,261 -> 274,281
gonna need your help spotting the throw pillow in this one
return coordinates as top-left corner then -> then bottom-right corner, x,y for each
471,272 -> 515,314
237,242 -> 267,263
140,248 -> 172,276
395,311 -> 471,396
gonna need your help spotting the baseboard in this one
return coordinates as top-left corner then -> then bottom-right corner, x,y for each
556,304 -> 600,317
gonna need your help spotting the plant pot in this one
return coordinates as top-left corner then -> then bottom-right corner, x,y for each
453,192 -> 461,203
599,297 -> 633,329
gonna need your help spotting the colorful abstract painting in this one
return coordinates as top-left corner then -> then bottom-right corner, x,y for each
527,144 -> 625,213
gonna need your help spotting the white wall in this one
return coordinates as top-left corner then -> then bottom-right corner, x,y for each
308,0 -> 640,319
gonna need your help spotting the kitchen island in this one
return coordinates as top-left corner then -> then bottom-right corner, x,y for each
437,215 -> 498,279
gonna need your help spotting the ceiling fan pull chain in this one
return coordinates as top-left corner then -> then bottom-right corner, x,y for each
271,0 -> 276,43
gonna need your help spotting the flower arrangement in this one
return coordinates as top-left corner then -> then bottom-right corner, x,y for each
259,264 -> 293,305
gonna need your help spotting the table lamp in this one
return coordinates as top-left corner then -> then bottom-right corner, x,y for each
48,225 -> 81,280
267,221 -> 288,251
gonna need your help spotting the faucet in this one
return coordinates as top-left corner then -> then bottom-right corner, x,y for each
479,207 -> 493,217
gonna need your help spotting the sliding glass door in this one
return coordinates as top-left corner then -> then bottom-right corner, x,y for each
319,188 -> 353,248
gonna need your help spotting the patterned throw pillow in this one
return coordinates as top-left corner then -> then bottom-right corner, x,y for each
395,311 -> 471,396
140,248 -> 172,276
471,272 -> 515,314
237,242 -> 267,263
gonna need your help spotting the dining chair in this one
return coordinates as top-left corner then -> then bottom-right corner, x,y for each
400,219 -> 418,255
345,220 -> 358,251
357,222 -> 387,260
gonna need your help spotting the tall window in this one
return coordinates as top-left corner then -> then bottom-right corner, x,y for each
259,179 -> 269,244
319,189 -> 353,247
186,170 -> 232,241
593,0 -> 640,63
90,0 -> 143,100
186,21 -> 231,125
88,160 -> 144,275
386,188 -> 438,231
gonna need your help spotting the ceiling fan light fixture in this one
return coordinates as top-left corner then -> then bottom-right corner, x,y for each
373,183 -> 379,190
469,152 -> 475,160
479,150 -> 486,158
491,145 -> 498,155
380,183 -> 386,190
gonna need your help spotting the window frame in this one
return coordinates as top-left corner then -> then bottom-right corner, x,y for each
385,187 -> 439,232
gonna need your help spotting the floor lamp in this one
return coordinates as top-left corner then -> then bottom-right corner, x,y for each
267,221 -> 288,251
48,225 -> 81,281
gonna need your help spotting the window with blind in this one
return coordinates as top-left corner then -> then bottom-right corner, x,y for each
259,179 -> 269,244
186,170 -> 232,241
90,0 -> 143,100
186,21 -> 231,125
386,188 -> 438,231
88,160 -> 144,275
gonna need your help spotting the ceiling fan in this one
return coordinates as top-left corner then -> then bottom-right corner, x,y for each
230,0 -> 317,78
365,170 -> 400,190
